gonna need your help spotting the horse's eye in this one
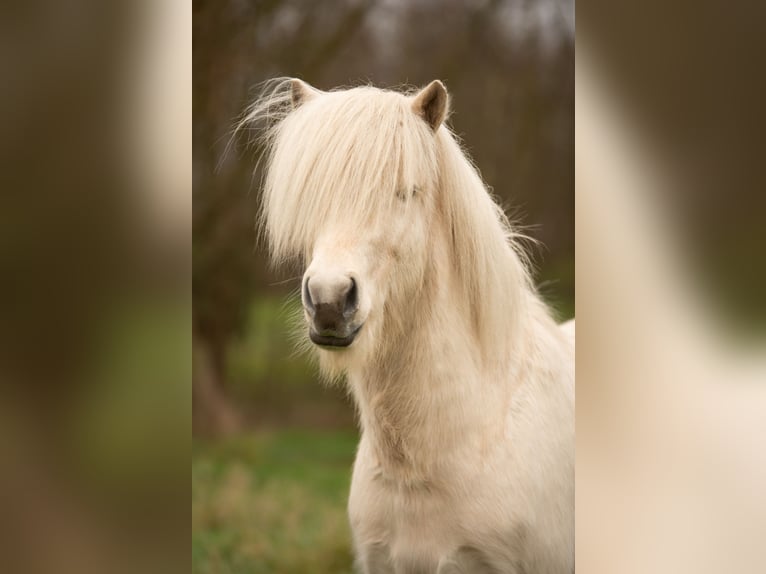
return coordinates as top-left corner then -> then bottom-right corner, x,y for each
397,187 -> 419,201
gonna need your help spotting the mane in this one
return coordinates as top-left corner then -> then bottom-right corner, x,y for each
241,80 -> 438,265
434,129 -> 535,362
245,79 -> 538,364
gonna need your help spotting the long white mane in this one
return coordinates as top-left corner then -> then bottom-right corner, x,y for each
245,79 -> 539,364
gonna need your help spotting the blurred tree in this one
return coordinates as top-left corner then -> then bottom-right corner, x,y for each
192,0 -> 375,435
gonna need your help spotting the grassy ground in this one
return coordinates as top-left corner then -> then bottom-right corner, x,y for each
192,430 -> 358,574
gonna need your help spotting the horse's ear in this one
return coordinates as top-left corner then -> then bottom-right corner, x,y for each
290,79 -> 321,109
412,80 -> 449,131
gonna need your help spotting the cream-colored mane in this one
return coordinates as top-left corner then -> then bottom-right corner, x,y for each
247,79 -> 535,366
246,79 -> 574,574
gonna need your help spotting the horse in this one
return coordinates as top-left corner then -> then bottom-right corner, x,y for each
246,78 -> 574,574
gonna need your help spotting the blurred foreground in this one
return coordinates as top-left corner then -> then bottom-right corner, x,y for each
576,26 -> 766,574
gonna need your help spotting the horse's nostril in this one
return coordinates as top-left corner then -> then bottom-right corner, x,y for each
303,277 -> 315,313
344,277 -> 358,315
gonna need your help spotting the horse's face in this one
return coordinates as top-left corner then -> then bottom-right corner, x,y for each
301,181 -> 433,352
290,80 -> 449,357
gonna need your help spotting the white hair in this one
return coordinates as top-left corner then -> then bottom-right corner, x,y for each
245,79 -> 535,364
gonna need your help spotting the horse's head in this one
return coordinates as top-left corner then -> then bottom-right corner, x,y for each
260,79 -> 450,361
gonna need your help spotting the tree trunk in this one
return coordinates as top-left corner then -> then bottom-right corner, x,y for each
192,332 -> 241,438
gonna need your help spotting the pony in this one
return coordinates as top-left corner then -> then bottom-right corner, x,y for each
245,78 -> 574,574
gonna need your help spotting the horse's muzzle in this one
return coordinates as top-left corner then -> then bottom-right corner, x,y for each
303,273 -> 361,348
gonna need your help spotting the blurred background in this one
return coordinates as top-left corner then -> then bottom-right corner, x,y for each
0,1 -> 189,574
192,0 -> 573,572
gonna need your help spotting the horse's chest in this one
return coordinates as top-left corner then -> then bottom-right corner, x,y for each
349,470 -> 499,573
353,494 -> 458,573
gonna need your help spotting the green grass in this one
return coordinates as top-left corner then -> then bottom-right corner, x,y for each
192,429 -> 359,574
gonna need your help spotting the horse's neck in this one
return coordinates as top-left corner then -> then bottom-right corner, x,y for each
348,284 -> 536,480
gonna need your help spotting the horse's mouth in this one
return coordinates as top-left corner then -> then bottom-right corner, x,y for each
309,324 -> 362,348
